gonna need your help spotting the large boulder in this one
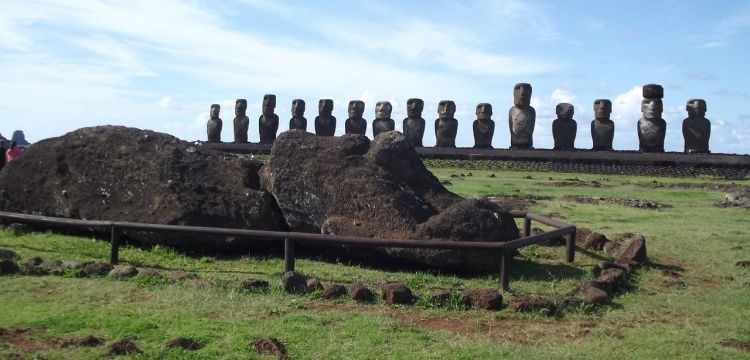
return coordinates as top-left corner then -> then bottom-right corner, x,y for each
260,131 -> 519,270
0,126 -> 286,250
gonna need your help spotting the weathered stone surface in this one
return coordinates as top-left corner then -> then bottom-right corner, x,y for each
598,268 -> 628,291
429,290 -> 452,306
50,267 -> 65,276
168,270 -> 196,283
323,284 -> 347,299
581,286 -> 608,304
345,100 -> 367,135
473,103 -> 495,149
461,289 -> 503,310
40,259 -> 63,269
24,256 -> 43,267
108,339 -> 141,356
314,99 -> 336,137
259,94 -> 279,144
282,271 -> 308,295
552,103 -> 576,150
381,282 -> 415,305
166,337 -> 203,351
63,261 -> 89,270
289,99 -> 307,132
435,100 -> 458,147
509,295 -> 557,314
373,101 -> 395,138
0,249 -> 18,260
306,277 -> 323,292
579,232 -> 608,250
683,99 -> 710,153
5,223 -> 35,236
618,234 -> 647,265
638,98 -> 666,152
233,99 -> 249,143
206,104 -> 222,142
260,130 -> 519,270
242,278 -> 269,290
349,283 -> 374,302
134,268 -> 162,278
76,262 -> 113,277
508,83 -> 536,149
736,260 -> 750,268
250,338 -> 287,359
603,240 -> 623,256
109,265 -> 138,277
591,99 -> 614,151
403,98 -> 425,147
642,84 -> 664,99
0,259 -> 19,275
0,126 -> 286,251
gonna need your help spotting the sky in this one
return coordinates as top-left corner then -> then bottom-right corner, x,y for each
1,0 -> 749,154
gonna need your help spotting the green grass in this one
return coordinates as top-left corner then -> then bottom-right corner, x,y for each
1,167 -> 749,359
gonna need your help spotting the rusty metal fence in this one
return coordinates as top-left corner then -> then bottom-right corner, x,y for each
0,210 -> 576,290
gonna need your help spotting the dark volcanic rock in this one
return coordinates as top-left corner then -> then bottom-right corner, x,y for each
251,338 -> 288,359
349,283 -> 374,302
282,271 -> 308,294
241,278 -> 269,290
381,282 -> 415,305
323,284 -> 347,299
108,339 -> 141,356
429,290 -> 452,306
0,126 -> 286,251
166,337 -> 203,350
0,259 -> 19,275
618,234 -> 647,265
509,295 -> 557,315
0,249 -> 18,260
260,131 -> 519,270
581,286 -> 608,304
461,289 -> 503,310
109,265 -> 138,277
306,277 -> 323,292
76,262 -> 113,277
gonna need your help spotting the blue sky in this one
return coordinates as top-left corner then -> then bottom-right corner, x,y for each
1,0 -> 749,153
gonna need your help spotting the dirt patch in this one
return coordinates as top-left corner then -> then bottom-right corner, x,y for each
560,195 -> 671,209
719,339 -> 750,352
548,178 -> 611,188
250,338 -> 288,359
166,337 -> 203,351
108,338 -> 141,356
486,194 -> 554,211
0,328 -> 57,357
59,335 -> 104,348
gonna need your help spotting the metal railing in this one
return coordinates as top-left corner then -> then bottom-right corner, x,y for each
0,210 -> 576,290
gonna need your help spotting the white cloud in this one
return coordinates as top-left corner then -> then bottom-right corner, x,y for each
0,18 -> 31,51
159,96 -> 173,108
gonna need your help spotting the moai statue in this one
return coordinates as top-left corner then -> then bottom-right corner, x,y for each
552,103 -> 577,150
344,100 -> 367,135
403,98 -> 425,146
434,100 -> 458,147
473,103 -> 495,149
591,99 -> 615,151
314,99 -> 336,137
289,99 -> 307,131
372,101 -> 395,137
233,99 -> 249,143
682,99 -> 711,153
206,104 -> 222,142
258,94 -> 279,144
637,84 -> 666,152
508,83 -> 536,149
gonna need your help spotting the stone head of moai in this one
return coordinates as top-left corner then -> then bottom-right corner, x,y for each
556,103 -> 574,120
235,99 -> 247,115
375,101 -> 392,119
593,99 -> 612,120
513,83 -> 532,107
348,100 -> 365,118
641,99 -> 663,120
642,84 -> 664,100
476,103 -> 493,121
262,94 -> 276,115
406,98 -> 424,118
438,100 -> 456,119
686,99 -> 707,118
318,99 -> 333,116
292,99 -> 306,117
210,104 -> 220,119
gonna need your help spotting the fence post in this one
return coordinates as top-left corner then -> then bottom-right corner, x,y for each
500,250 -> 511,291
524,217 -> 531,237
566,228 -> 576,263
284,238 -> 295,273
109,224 -> 120,265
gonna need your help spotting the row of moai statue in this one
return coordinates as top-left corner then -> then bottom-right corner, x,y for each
206,84 -> 711,153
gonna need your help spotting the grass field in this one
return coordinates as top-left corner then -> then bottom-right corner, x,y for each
1,165 -> 749,359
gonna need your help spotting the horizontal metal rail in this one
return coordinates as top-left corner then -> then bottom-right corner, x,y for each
0,210 -> 576,290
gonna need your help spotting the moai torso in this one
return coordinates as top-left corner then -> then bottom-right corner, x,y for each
290,117 -> 307,131
344,100 -> 367,135
591,119 -> 615,150
206,104 -> 222,142
372,101 -> 395,137
233,99 -> 249,143
434,100 -> 458,148
403,98 -> 425,146
315,99 -> 336,136
508,83 -> 535,149
552,103 -> 576,150
638,84 -> 666,152
258,94 -> 279,144
682,99 -> 710,153
473,103 -> 494,149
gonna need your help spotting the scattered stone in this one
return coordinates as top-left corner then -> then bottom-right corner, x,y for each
241,278 -> 269,291
323,284 -> 347,299
509,295 -> 557,315
108,338 -> 141,356
306,277 -> 323,292
281,271 -> 308,295
618,234 -> 647,265
23,262 -> 48,276
488,173 -> 496,178
76,262 -> 113,277
0,259 -> 19,275
40,259 -> 63,269
134,268 -> 162,278
168,270 -> 196,283
581,286 -> 608,304
603,240 -> 622,256
560,296 -> 582,308
579,232 -> 608,250
599,262 -> 628,272
61,335 -> 104,348
736,261 -> 750,268
250,337 -> 288,359
579,279 -> 612,294
24,256 -> 43,267
109,265 -> 138,278
598,268 -> 628,291
185,278 -> 212,289
166,337 -> 203,351
429,290 -> 452,306
349,283 -> 374,302
461,289 -> 503,310
381,282 -> 415,305
0,249 -> 18,260
63,260 -> 88,269
50,267 -> 65,276
6,223 -> 35,236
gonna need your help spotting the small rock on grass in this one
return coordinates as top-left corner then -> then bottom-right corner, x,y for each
0,259 -> 20,275
0,249 -> 18,260
349,283 -> 374,302
461,289 -> 503,310
581,286 -> 608,305
250,337 -> 288,359
282,271 -> 308,295
75,262 -> 113,277
381,282 -> 414,305
166,337 -> 203,351
509,295 -> 557,315
108,338 -> 141,356
323,284 -> 347,299
242,278 -> 269,291
618,234 -> 647,265
735,260 -> 750,268
429,290 -> 452,306
109,265 -> 138,278
135,268 -> 162,278
168,270 -> 196,283
306,277 -> 323,292
60,335 -> 104,348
